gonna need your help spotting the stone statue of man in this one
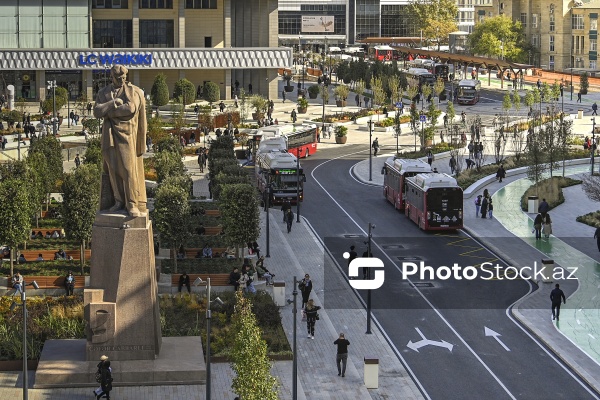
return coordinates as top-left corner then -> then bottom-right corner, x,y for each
94,65 -> 147,217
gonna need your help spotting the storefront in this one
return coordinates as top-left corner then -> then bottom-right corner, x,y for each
0,48 -> 292,103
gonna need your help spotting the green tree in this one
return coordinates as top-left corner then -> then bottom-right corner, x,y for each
83,136 -> 103,169
409,0 -> 458,48
0,179 -> 32,276
446,101 -> 456,134
41,86 -> 68,114
61,163 -> 101,275
23,154 -> 50,227
28,136 -> 63,210
153,150 -> 186,184
320,84 -> 330,105
230,290 -> 279,400
468,15 -> 527,62
502,92 -> 512,128
174,78 -> 196,106
220,184 -> 259,255
387,75 -> 401,106
153,182 -> 190,273
557,118 -> 573,176
151,73 -> 170,107
354,80 -> 366,106
203,82 -> 221,106
433,78 -> 445,103
82,117 -> 101,135
580,72 -> 590,94
371,77 -> 386,118
526,130 -> 548,193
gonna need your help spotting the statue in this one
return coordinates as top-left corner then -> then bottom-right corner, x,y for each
94,65 -> 147,217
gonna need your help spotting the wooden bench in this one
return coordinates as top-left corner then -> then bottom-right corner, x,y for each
29,228 -> 64,238
18,249 -> 91,262
204,226 -> 223,235
170,247 -> 227,259
6,275 -> 86,290
205,210 -> 221,217
171,273 -> 231,287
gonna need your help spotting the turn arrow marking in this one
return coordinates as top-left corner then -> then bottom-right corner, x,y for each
407,327 -> 454,352
484,326 -> 511,351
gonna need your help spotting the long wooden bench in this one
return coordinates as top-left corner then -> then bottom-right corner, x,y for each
17,249 -> 91,262
170,247 -> 227,259
204,226 -> 223,235
171,273 -> 231,287
6,275 -> 86,290
205,210 -> 221,217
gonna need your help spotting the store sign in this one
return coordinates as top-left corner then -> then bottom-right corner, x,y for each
78,53 -> 153,66
301,16 -> 334,33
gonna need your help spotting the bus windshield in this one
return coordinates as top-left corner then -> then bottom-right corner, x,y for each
272,174 -> 301,190
458,87 -> 477,99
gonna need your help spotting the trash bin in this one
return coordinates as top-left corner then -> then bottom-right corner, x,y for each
364,357 -> 379,389
541,259 -> 554,283
578,109 -> 584,119
527,196 -> 539,214
272,281 -> 286,307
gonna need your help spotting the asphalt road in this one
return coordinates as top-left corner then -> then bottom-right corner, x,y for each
300,145 -> 599,400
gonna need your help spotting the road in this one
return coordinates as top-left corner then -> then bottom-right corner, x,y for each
300,145 -> 599,400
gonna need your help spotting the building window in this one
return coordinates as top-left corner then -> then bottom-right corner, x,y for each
549,55 -> 555,71
591,38 -> 597,51
576,36 -> 580,53
582,36 -> 585,52
532,14 -> 538,29
592,18 -> 598,31
549,35 -> 554,52
96,0 -> 105,7
140,0 -> 173,8
479,14 -> 484,23
93,20 -> 133,48
185,0 -> 217,8
550,15 -> 555,32
572,14 -> 584,30
204,36 -> 212,47
532,35 -> 539,47
520,13 -> 527,29
591,60 -> 597,69
139,20 -> 174,47
380,5 -> 417,37
93,0 -> 128,8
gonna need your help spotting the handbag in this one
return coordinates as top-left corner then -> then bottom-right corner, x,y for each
315,313 -> 320,320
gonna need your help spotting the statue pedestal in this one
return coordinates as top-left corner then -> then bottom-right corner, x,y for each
85,211 -> 161,361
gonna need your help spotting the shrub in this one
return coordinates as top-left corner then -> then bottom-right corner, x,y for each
307,85 -> 320,97
173,78 -> 196,105
151,73 -> 170,106
576,211 -> 600,228
520,176 -> 581,211
203,82 -> 221,105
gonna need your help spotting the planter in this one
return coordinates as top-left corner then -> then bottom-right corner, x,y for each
581,90 -> 588,95
335,136 -> 347,144
0,359 -> 38,371
297,107 -> 307,114
336,100 -> 347,107
308,92 -> 318,99
284,85 -> 294,93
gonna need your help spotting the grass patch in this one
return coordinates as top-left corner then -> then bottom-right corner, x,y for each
576,211 -> 600,228
21,238 -> 81,251
520,176 -> 582,211
0,291 -> 291,361
0,260 -> 90,276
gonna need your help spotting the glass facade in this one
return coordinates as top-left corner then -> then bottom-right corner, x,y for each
356,0 -> 380,40
185,0 -> 217,8
46,71 -> 84,100
93,20 -> 133,48
278,4 -> 346,36
381,5 -> 418,37
92,0 -> 129,8
0,71 -> 37,100
140,20 -> 175,47
140,0 -> 173,8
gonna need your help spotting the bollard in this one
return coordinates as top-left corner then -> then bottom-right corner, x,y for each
541,259 -> 554,283
578,109 -> 584,119
272,281 -> 286,307
364,357 -> 379,389
527,196 -> 539,214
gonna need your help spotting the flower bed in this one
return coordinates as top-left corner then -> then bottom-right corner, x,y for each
519,176 -> 582,211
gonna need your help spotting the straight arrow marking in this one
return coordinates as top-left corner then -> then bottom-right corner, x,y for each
485,326 -> 511,352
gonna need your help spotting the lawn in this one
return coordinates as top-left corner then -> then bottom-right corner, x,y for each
520,176 -> 582,211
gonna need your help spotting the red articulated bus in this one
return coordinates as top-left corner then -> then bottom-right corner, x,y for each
382,158 -> 432,210
405,173 -> 463,231
368,45 -> 398,62
251,123 -> 318,159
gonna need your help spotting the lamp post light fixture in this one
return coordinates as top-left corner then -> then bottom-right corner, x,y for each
265,184 -> 272,258
368,119 -> 374,181
365,223 -> 374,334
592,117 -> 596,175
321,81 -> 326,141
10,279 -> 39,400
46,80 -> 57,135
291,276 -> 299,400
296,151 -> 301,223
394,109 -> 401,155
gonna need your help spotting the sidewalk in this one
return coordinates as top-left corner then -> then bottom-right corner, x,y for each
352,151 -> 600,393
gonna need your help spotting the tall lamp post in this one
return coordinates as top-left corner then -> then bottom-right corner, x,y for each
394,107 -> 401,155
47,80 -> 57,135
67,87 -> 71,128
11,279 -> 39,400
290,276 -> 299,400
321,81 -> 326,140
365,223 -> 374,334
592,117 -> 596,175
296,152 -> 301,223
368,119 -> 374,181
265,184 -> 272,257
570,2 -> 583,100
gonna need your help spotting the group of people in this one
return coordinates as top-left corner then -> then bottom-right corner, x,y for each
533,198 -> 553,239
467,140 -> 484,160
31,229 -> 65,239
474,188 -> 494,219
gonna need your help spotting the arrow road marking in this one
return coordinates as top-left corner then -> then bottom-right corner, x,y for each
484,326 -> 511,352
407,327 -> 454,353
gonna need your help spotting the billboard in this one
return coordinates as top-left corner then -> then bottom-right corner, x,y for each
301,16 -> 334,33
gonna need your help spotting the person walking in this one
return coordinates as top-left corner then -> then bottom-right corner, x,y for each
96,360 -> 113,399
291,109 -> 297,123
595,226 -> 600,251
282,90 -> 286,103
347,245 -> 357,267
496,164 -> 506,183
593,102 -> 598,116
198,151 -> 205,173
426,150 -> 434,166
304,299 -> 321,339
474,195 -> 482,217
449,155 -> 456,174
538,198 -> 549,218
578,91 -> 582,103
334,333 -> 350,377
542,212 -> 553,238
480,194 -> 488,219
74,154 -> 81,168
443,114 -> 448,128
372,138 -> 379,157
533,213 -> 543,239
550,283 -> 566,321
281,200 -> 291,222
285,208 -> 294,233
299,273 -> 313,310
488,197 -> 494,219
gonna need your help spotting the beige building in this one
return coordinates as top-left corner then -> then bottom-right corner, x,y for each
0,0 -> 288,103
474,0 -> 600,72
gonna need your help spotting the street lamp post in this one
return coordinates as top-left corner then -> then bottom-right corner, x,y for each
47,80 -> 57,135
394,110 -> 401,155
206,277 -> 212,400
266,184 -> 271,257
11,279 -> 39,400
368,119 -> 374,181
67,88 -> 71,128
366,223 -> 374,334
592,117 -> 596,175
321,81 -> 326,141
292,276 -> 298,400
420,112 -> 425,150
296,153 -> 301,223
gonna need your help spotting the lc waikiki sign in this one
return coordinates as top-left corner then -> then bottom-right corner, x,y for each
78,53 -> 153,66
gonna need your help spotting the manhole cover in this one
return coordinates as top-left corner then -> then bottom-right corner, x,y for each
343,234 -> 363,238
382,245 -> 404,249
397,256 -> 422,261
412,282 -> 434,288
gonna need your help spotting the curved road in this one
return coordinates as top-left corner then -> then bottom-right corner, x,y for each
299,145 -> 599,400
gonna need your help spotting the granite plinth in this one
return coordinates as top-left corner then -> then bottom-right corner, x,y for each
94,211 -> 148,229
34,337 -> 205,388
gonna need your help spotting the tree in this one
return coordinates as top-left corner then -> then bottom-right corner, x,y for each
151,73 -> 170,107
230,290 -> 279,400
502,92 -> 512,128
83,136 -> 103,169
153,182 -> 190,273
387,75 -> 401,107
28,136 -> 63,210
174,78 -> 196,106
220,184 -> 259,256
82,117 -> 101,135
371,77 -> 386,118
468,15 -> 527,62
433,78 -> 445,103
238,88 -> 249,122
41,86 -> 68,114
0,179 -> 32,276
320,84 -> 330,105
526,129 -> 548,192
153,150 -> 186,185
23,153 -> 50,226
203,82 -> 221,107
61,163 -> 101,275
354,80 -> 366,106
557,118 -> 573,176
582,174 -> 600,202
409,0 -> 458,48
580,72 -> 590,94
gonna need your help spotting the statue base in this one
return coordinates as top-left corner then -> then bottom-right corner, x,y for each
34,337 -> 206,388
85,211 -> 161,361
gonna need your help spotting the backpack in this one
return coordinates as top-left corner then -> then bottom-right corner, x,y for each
474,197 -> 481,206
298,280 -> 306,291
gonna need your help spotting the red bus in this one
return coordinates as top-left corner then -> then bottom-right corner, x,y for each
251,123 -> 318,159
368,45 -> 398,61
456,79 -> 481,105
405,173 -> 463,230
382,158 -> 432,210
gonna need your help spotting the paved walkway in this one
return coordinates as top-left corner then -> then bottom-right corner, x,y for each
352,151 -> 600,393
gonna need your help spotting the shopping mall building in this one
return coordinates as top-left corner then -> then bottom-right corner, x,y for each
0,0 -> 289,102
